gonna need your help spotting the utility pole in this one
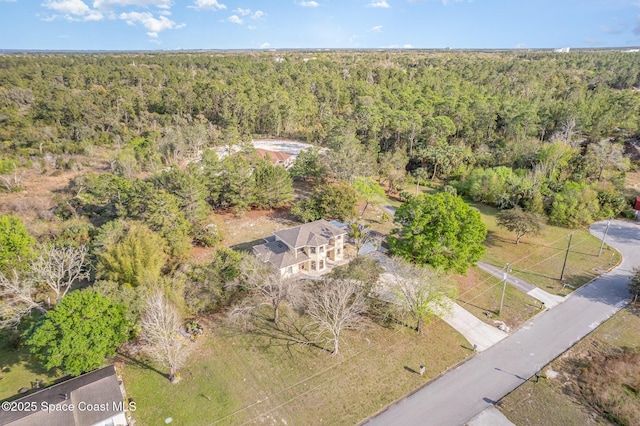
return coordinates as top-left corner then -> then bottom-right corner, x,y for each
598,219 -> 612,257
560,232 -> 573,281
499,263 -> 511,315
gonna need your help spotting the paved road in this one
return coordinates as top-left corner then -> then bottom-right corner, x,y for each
362,220 -> 639,426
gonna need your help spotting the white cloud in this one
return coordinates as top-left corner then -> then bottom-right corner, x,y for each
403,44 -> 413,48
251,10 -> 265,19
42,0 -> 104,21
260,42 -> 270,48
0,0 -> 17,3
119,11 -> 184,37
228,14 -> 243,24
366,0 -> 390,8
92,0 -> 172,9
189,0 -> 226,10
234,7 -> 250,15
371,25 -> 383,32
297,1 -> 319,7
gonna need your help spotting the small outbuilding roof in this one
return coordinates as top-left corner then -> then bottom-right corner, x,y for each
0,365 -> 125,426
255,148 -> 292,164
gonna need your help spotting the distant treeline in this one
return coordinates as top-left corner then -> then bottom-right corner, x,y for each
1,50 -> 638,227
0,50 -> 638,156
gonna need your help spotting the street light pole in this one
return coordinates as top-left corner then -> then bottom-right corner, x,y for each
499,263 -> 511,315
560,232 -> 573,281
598,219 -> 612,257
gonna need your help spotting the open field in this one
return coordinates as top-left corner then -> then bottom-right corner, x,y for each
472,202 -> 621,296
499,307 -> 640,425
454,268 -> 540,330
122,311 -> 470,425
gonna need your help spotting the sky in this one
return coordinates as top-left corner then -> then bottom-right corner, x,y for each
0,0 -> 639,50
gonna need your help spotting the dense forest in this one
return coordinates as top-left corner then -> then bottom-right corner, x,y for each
1,50 -> 639,383
1,50 -> 638,222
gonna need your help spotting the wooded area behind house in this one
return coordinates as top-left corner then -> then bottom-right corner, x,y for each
2,50 -> 638,224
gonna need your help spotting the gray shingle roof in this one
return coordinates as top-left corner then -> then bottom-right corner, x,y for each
272,220 -> 346,249
253,240 -> 309,269
0,365 -> 125,426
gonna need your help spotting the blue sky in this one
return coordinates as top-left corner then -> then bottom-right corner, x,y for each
0,0 -> 639,50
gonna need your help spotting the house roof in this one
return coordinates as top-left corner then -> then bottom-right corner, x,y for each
255,148 -> 292,164
273,219 -> 346,249
253,239 -> 310,269
0,365 -> 124,426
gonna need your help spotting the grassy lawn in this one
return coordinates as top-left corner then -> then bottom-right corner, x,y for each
471,202 -> 621,295
454,268 -> 540,330
0,332 -> 62,402
218,208 -> 300,251
499,307 -> 640,425
122,310 -> 471,425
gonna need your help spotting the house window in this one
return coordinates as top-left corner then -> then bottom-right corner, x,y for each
319,260 -> 324,269
337,248 -> 341,255
319,246 -> 324,253
311,261 -> 316,270
286,266 -> 293,274
310,247 -> 316,254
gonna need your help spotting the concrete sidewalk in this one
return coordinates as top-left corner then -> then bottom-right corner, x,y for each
439,303 -> 508,351
477,262 -> 565,309
370,252 -> 509,352
467,407 -> 515,426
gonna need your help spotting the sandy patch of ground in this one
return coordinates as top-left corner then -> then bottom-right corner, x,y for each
213,139 -> 324,159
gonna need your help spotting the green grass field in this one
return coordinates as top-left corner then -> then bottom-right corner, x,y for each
0,333 -> 61,402
455,268 -> 540,330
472,202 -> 621,295
122,310 -> 470,425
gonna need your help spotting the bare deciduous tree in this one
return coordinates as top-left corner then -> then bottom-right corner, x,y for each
386,257 -> 456,333
304,278 -> 368,355
232,255 -> 299,326
30,244 -> 89,303
140,290 -> 191,383
0,171 -> 26,192
0,270 -> 46,329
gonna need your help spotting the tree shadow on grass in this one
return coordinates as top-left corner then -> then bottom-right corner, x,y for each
0,326 -> 60,391
513,269 -> 562,282
230,238 -> 265,252
456,299 -> 495,315
225,311 -> 330,357
268,208 -> 299,226
484,230 -> 506,248
561,273 -> 597,291
115,352 -> 168,381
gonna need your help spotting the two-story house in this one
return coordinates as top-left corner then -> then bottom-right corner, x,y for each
252,220 -> 348,276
